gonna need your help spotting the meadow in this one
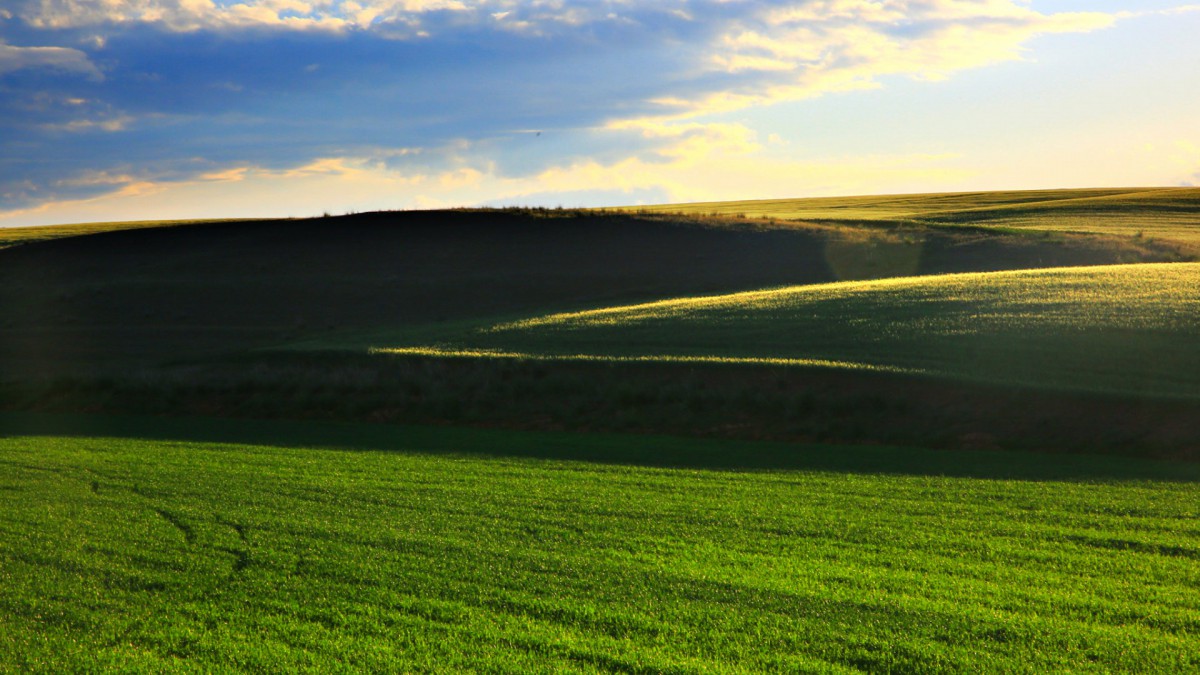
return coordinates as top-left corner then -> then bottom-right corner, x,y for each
363,262 -> 1200,400
2,415 -> 1198,673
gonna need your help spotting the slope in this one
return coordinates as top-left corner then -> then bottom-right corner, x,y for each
2,208 -> 1177,379
370,263 -> 1200,400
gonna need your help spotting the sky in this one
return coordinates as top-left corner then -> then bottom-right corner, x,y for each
2,1 -> 1199,227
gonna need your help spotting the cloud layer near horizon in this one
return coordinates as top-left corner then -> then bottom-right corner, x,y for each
0,1 -> 1180,221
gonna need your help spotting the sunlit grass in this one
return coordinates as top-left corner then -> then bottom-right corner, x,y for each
2,421 -> 1198,671
625,187 -> 1200,245
365,263 -> 1200,399
0,218 -> 255,249
374,346 -> 924,374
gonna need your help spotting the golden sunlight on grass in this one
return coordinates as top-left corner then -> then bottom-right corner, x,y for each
370,346 -> 922,374
0,218 -> 255,249
368,263 -> 1200,398
625,187 -> 1200,246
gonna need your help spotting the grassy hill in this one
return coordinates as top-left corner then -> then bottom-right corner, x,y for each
364,263 -> 1200,400
2,208 -> 1181,380
2,415 -> 1197,672
2,201 -> 1199,456
3,194 -> 1200,670
627,187 -> 1200,246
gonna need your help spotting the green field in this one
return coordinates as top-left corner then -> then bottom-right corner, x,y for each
2,416 -> 1198,672
358,262 -> 1200,399
626,187 -> 1200,246
3,195 -> 1200,670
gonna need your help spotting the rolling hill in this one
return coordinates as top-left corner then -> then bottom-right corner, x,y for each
366,262 -> 1200,400
1,207 -> 1181,379
1,195 -> 1198,457
3,193 -> 1200,670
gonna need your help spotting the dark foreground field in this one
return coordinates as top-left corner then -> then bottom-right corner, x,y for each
2,414 -> 1198,672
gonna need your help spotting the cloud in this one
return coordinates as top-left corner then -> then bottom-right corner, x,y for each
1172,141 -> 1200,186
668,3 -> 1116,116
0,40 -> 102,78
0,1 -> 1140,214
1118,5 -> 1200,19
0,129 -> 974,227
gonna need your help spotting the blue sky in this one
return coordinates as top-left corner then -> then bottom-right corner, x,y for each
2,1 -> 1198,226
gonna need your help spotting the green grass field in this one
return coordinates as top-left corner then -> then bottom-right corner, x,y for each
626,187 -> 1200,246
2,416 -> 1198,672
362,262 -> 1200,400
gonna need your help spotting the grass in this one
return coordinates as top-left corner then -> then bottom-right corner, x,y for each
2,207 -> 1197,454
3,197 -> 1200,670
0,218 -> 251,250
1,415 -> 1198,672
5,208 -> 1179,381
362,262 -> 1200,400
625,187 -> 1200,246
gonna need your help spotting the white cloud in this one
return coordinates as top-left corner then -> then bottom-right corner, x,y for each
10,0 -> 461,31
687,3 -> 1117,115
41,114 -> 137,132
1167,141 -> 1200,186
2,2 -> 1126,117
1117,5 -> 1200,19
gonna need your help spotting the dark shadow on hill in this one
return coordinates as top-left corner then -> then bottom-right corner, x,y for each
3,411 -> 1197,483
1,208 -> 1190,379
4,349 -> 1198,467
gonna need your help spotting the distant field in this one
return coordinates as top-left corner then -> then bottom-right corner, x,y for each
626,187 -> 1200,246
367,262 -> 1200,399
0,218 -> 249,250
2,417 -> 1197,672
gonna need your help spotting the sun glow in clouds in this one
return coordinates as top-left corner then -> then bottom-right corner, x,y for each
2,1 -> 1199,226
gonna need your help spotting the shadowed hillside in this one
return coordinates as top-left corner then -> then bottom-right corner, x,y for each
2,208 -> 1182,379
2,206 -> 1198,458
